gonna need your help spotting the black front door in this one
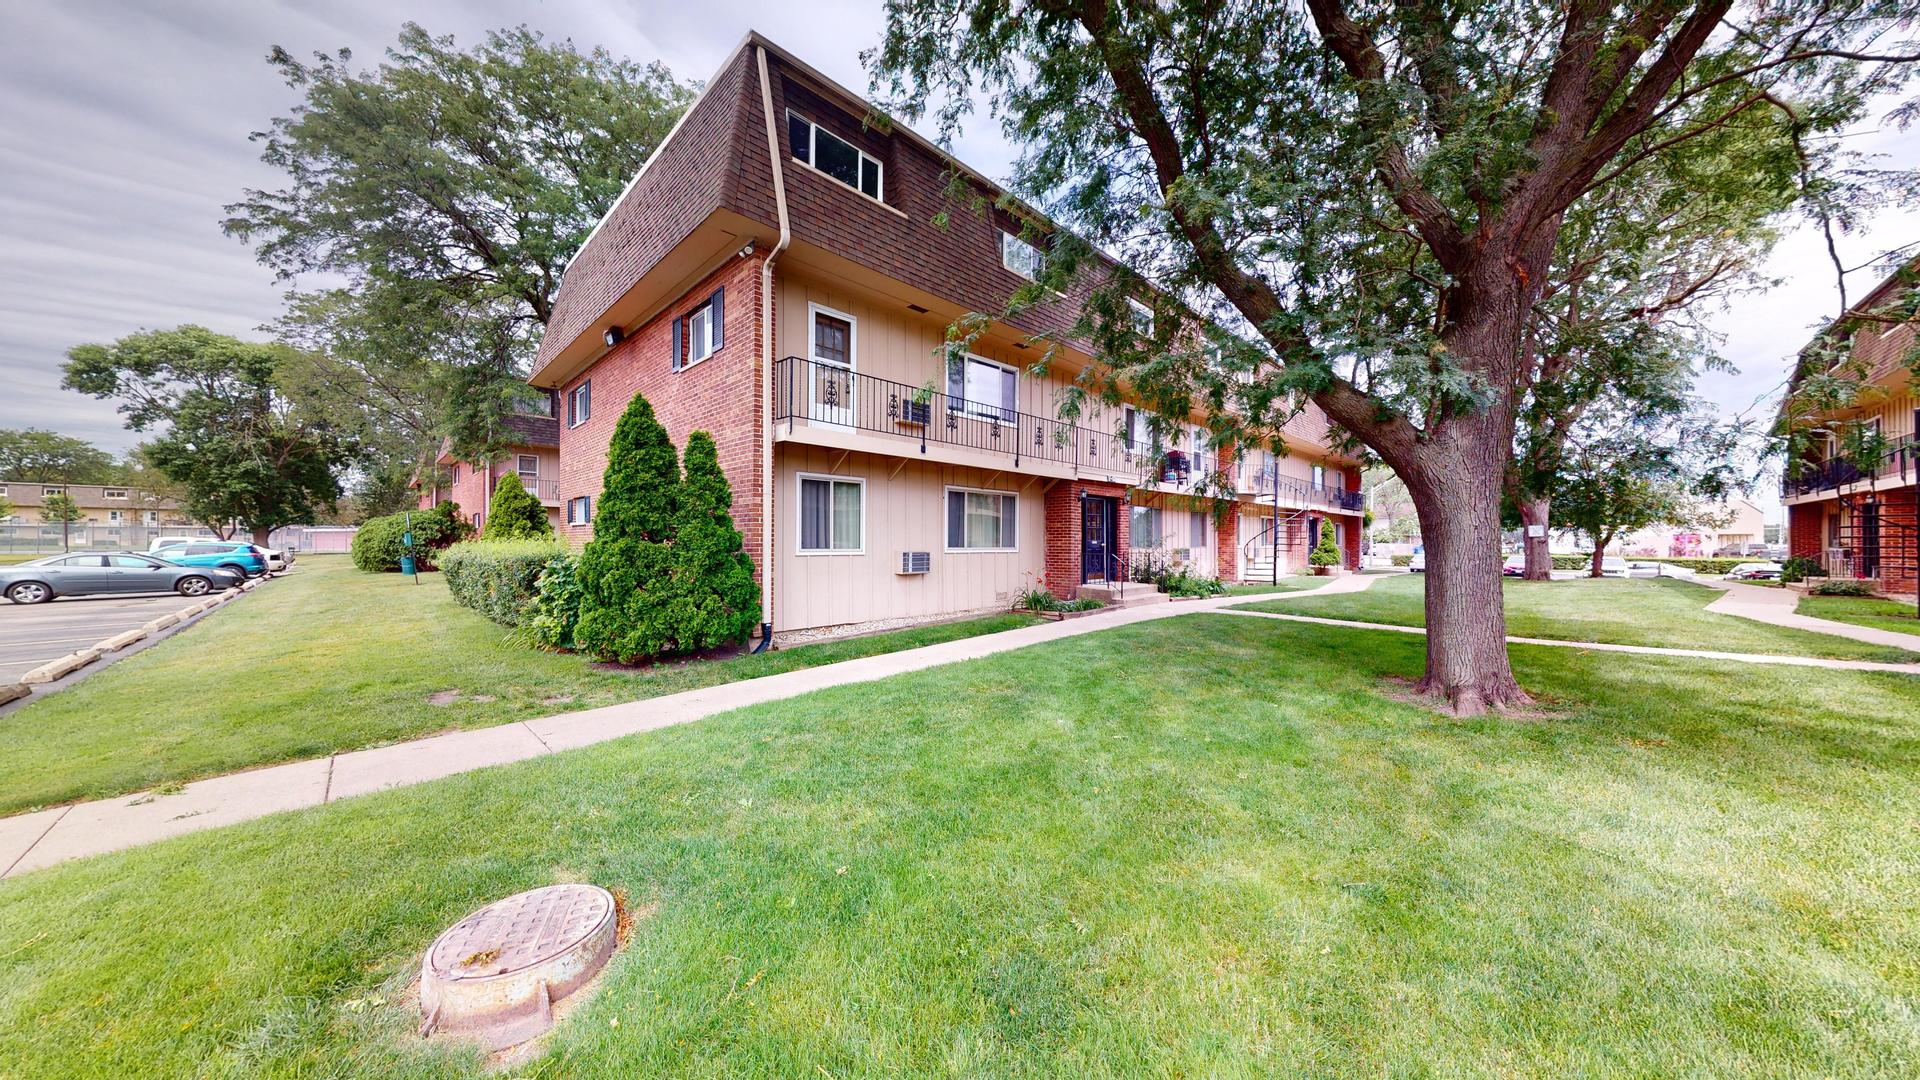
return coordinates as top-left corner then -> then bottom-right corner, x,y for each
1861,502 -> 1881,578
1082,496 -> 1117,583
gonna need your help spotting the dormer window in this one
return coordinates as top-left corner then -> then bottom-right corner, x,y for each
1001,232 -> 1044,280
103,488 -> 127,499
788,110 -> 882,200
1127,298 -> 1155,336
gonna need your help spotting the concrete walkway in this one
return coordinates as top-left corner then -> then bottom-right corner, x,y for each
0,575 -> 1382,879
1699,577 -> 1920,651
1217,607 -> 1920,673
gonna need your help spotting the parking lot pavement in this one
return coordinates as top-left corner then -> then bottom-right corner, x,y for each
0,591 -> 201,682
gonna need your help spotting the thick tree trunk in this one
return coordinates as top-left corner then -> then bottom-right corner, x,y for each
251,525 -> 272,546
1519,495 -> 1553,580
1409,467 -> 1530,715
1589,545 -> 1605,578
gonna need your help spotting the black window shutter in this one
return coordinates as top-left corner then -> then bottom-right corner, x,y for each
947,491 -> 964,549
670,317 -> 682,371
710,288 -> 725,350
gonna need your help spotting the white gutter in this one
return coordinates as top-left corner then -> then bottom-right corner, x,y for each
756,43 -> 792,646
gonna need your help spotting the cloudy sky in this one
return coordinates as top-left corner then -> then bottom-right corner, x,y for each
3,2 -> 1915,521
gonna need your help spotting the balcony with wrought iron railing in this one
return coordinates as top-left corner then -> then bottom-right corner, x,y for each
1236,464 -> 1365,512
775,355 -> 1153,475
1783,434 -> 1916,499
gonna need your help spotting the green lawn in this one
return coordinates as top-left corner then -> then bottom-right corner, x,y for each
3,616 -> 1918,1076
1798,593 -> 1920,638
1222,575 -> 1321,595
1235,573 -> 1920,663
0,556 -> 1037,815
0,552 -> 46,565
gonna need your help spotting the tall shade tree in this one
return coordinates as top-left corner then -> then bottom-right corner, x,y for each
62,327 -> 353,544
1509,134 -> 1791,579
873,0 -> 1919,713
0,429 -> 120,484
223,24 -> 696,465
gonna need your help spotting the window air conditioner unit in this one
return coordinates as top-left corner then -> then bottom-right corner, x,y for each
898,551 -> 931,575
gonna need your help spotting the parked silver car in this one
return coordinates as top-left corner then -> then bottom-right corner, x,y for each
0,552 -> 243,604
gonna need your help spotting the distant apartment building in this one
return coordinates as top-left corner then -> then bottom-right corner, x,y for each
413,406 -> 563,533
529,33 -> 1362,634
1780,257 -> 1917,596
0,481 -> 186,529
1613,498 -> 1769,557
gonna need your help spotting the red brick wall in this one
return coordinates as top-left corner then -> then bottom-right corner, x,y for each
1214,502 -> 1239,579
1341,511 -> 1362,568
1788,502 -> 1824,559
1042,480 -> 1131,597
557,254 -> 767,589
1880,489 -> 1916,595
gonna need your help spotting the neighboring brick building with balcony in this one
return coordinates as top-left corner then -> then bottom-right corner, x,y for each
413,406 -> 563,533
530,32 -> 1362,634
1780,257 -> 1917,597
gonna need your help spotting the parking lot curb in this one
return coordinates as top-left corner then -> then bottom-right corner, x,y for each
143,613 -> 180,633
0,682 -> 28,706
99,627 -> 149,652
22,648 -> 104,685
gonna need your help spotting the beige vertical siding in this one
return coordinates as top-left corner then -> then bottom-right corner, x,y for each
773,445 -> 1046,631
776,270 -> 1130,438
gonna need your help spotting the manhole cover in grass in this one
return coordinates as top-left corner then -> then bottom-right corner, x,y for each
419,884 -> 617,1050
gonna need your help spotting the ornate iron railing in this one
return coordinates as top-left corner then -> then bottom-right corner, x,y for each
1238,465 -> 1364,511
776,355 -> 1148,472
1783,434 -> 1916,497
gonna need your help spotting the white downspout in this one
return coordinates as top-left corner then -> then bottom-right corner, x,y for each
756,43 -> 791,648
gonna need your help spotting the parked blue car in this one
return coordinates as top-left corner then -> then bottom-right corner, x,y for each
156,541 -> 268,578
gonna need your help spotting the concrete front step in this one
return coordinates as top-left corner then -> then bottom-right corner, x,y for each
1076,583 -> 1172,608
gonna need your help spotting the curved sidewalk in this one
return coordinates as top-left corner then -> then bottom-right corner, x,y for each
0,576 -> 1379,879
1699,577 -> 1920,651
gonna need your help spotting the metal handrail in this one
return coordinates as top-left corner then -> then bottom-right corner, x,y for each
1783,434 -> 1916,498
1238,465 -> 1364,511
773,356 -> 1237,484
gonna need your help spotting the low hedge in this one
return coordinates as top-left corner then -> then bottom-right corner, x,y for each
439,540 -> 571,628
350,503 -> 471,573
1390,554 -> 1412,567
1810,579 -> 1874,597
1548,554 -> 1756,575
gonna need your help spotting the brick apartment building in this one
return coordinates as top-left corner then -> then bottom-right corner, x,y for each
1781,256 -> 1917,597
530,32 -> 1362,635
413,406 -> 564,533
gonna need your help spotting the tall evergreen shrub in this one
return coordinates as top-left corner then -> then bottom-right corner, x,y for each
573,394 -> 681,661
664,431 -> 761,649
482,472 -> 553,540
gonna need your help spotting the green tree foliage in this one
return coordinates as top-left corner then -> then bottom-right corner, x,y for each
482,472 -> 554,540
872,1 -> 1918,715
1309,520 -> 1342,568
38,493 -> 83,551
225,23 -> 695,465
574,394 -> 681,661
63,327 -> 352,544
664,431 -> 762,650
349,502 -> 472,572
1555,423 -> 1734,578
0,429 -> 119,484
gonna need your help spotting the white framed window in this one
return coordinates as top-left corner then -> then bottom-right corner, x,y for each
809,303 -> 856,369
1001,231 -> 1044,280
517,455 -> 539,480
675,288 -> 724,371
1121,406 -> 1156,453
1190,510 -> 1207,549
1191,428 -> 1209,473
103,488 -> 127,499
1312,464 -> 1326,490
107,510 -> 123,523
566,496 -> 592,525
788,110 -> 883,201
143,511 -> 158,525
797,473 -> 863,554
1127,297 -> 1154,336
945,487 -> 1017,552
42,486 -> 64,497
567,381 -> 591,428
0,485 -> 8,497
945,352 -> 1017,422
1131,505 -> 1161,548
